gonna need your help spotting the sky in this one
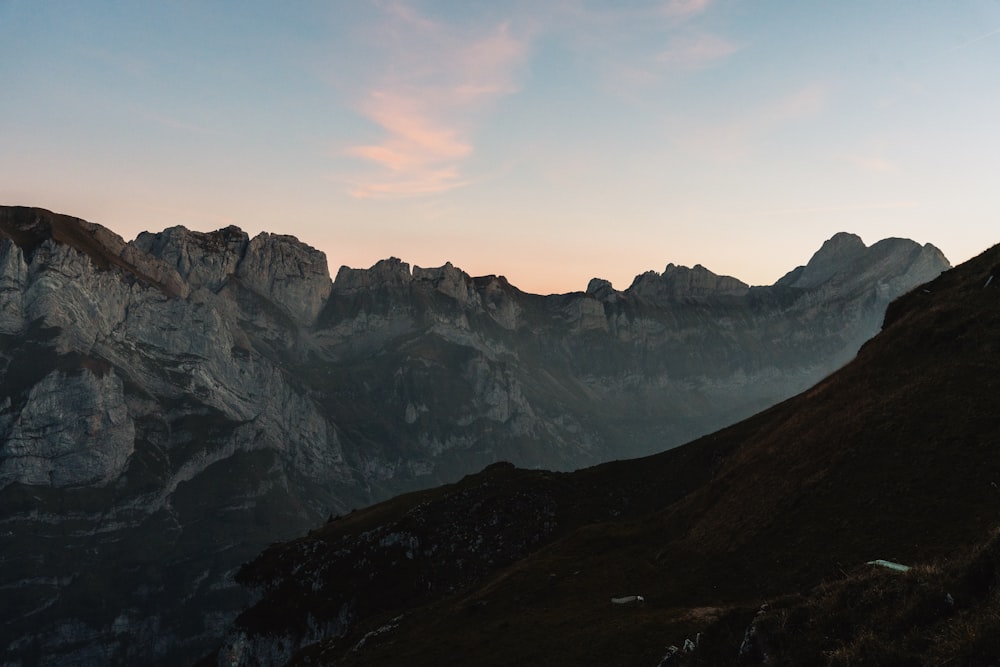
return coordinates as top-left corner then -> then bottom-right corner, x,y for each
2,1 -> 999,294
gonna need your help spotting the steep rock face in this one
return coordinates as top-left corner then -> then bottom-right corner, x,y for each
134,225 -> 333,325
236,233 -> 331,325
411,261 -> 478,307
0,368 -> 133,487
0,238 -> 28,330
133,225 -> 249,293
332,257 -> 412,295
0,206 -> 949,665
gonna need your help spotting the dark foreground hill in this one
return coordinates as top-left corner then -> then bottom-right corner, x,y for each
0,205 -> 946,664
212,243 -> 1000,666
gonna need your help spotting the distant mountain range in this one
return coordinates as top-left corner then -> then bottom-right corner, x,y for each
208,237 -> 1000,666
0,206 -> 948,664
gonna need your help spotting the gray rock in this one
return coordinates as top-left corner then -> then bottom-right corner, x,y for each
629,263 -> 750,301
133,225 -> 249,293
333,256 -> 412,294
0,369 -> 134,487
235,232 -> 332,325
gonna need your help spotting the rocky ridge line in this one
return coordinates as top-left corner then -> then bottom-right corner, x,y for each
0,205 -> 949,665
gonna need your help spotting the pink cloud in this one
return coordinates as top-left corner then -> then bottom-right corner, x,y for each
348,91 -> 472,170
550,2 -> 733,95
343,6 -> 529,198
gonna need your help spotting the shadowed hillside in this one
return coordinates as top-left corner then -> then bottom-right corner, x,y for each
214,242 -> 1000,666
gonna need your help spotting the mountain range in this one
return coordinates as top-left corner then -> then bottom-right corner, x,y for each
209,237 -> 1000,666
0,205 -> 948,664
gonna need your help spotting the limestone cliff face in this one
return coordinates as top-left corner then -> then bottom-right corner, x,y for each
0,368 -> 133,487
0,206 -> 949,666
133,225 -> 249,293
236,232 -> 332,325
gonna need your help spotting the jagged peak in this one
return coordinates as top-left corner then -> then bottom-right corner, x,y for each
776,232 -> 948,290
586,278 -> 616,301
333,257 -> 413,293
825,230 -> 866,249
412,261 -> 466,282
235,232 -> 332,324
412,261 -> 465,284
586,277 -> 611,292
412,262 -> 479,305
132,225 -> 250,294
134,224 -> 249,256
334,258 -> 503,291
776,232 -> 868,288
626,262 -> 749,301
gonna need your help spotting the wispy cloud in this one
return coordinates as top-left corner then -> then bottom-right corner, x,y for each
339,1 -> 737,195
343,3 -> 529,199
550,0 -> 736,94
348,91 -> 472,170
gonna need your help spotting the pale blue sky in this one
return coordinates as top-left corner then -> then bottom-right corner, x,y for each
2,1 -> 998,293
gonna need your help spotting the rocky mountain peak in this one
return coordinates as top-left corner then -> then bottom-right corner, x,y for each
412,262 -> 477,305
235,232 -> 332,325
778,232 -> 868,288
585,277 -> 616,300
333,257 -> 412,294
133,225 -> 250,293
133,225 -> 333,324
773,232 -> 951,292
626,262 -> 750,301
4,208 -> 336,326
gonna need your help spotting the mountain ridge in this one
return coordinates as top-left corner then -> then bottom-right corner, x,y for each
0,205 -> 950,664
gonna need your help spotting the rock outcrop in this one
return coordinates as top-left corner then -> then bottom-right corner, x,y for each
0,205 -> 949,665
628,263 -> 750,300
